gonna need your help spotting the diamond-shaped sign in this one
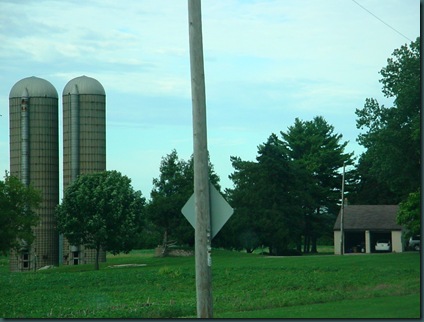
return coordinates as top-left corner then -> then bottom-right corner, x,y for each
181,183 -> 233,239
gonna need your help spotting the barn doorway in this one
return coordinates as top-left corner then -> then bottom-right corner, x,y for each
370,231 -> 392,252
344,231 -> 365,253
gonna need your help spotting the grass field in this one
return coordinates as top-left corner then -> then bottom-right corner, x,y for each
0,249 -> 420,318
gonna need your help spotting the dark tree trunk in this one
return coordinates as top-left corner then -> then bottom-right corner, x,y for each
162,229 -> 168,256
311,236 -> 318,253
303,214 -> 310,253
303,235 -> 310,253
95,246 -> 100,270
296,235 -> 302,252
310,207 -> 320,253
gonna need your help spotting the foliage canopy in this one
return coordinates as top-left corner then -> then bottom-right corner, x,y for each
0,172 -> 42,255
397,188 -> 420,237
220,116 -> 353,254
355,37 -> 420,202
56,170 -> 146,269
147,150 -> 220,254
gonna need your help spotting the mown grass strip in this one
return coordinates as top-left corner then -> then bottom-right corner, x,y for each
214,294 -> 421,318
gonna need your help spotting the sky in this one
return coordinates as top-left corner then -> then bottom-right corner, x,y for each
0,0 -> 420,200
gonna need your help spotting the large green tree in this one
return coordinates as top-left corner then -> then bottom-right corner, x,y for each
0,172 -> 42,255
222,134 -> 304,255
147,150 -> 220,254
223,117 -> 353,254
355,37 -> 420,203
281,116 -> 354,253
255,134 -> 304,255
217,157 -> 261,252
56,170 -> 146,270
348,151 -> 399,205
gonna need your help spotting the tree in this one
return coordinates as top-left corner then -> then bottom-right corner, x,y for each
281,116 -> 354,253
217,157 -> 261,252
397,188 -> 420,237
56,170 -> 146,270
147,150 -> 220,255
0,172 -> 42,255
147,150 -> 193,253
348,151 -> 399,205
224,117 -> 353,255
255,134 -> 303,255
223,134 -> 303,255
355,37 -> 420,202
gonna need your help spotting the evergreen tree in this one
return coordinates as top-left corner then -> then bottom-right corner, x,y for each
281,116 -> 354,253
217,157 -> 261,252
255,134 -> 303,255
223,134 -> 303,255
147,149 -> 220,254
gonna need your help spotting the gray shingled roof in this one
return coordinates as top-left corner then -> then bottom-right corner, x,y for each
333,205 -> 401,231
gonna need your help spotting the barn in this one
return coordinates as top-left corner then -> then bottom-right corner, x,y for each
333,205 -> 403,254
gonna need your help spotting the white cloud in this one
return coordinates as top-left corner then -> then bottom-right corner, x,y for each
0,0 -> 419,195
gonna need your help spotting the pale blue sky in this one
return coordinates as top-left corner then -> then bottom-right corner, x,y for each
0,0 -> 420,199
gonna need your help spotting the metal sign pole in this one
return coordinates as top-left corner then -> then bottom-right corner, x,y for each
188,0 -> 213,318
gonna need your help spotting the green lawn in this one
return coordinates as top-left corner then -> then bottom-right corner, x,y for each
0,249 -> 420,318
216,294 -> 420,318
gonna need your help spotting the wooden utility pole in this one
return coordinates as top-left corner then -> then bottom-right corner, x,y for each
188,0 -> 213,318
340,162 -> 346,255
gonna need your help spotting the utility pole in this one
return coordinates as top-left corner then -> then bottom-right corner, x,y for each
188,0 -> 213,318
340,161 -> 346,255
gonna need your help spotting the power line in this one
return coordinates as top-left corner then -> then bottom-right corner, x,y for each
351,0 -> 412,42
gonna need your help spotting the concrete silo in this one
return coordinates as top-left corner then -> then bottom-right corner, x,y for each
9,76 -> 59,272
62,75 -> 106,265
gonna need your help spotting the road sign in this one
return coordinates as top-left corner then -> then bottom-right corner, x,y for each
181,182 -> 233,239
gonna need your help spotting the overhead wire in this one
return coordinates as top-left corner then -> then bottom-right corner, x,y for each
351,0 -> 413,42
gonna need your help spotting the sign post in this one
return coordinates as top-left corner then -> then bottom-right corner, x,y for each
340,161 -> 346,255
187,0 -> 212,317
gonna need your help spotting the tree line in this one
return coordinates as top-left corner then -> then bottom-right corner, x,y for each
216,117 -> 353,255
1,37 -> 419,267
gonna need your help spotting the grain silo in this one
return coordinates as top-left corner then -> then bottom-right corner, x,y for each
9,76 -> 59,272
62,75 -> 106,265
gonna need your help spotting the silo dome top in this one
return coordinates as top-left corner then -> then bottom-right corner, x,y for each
63,75 -> 105,96
9,76 -> 58,99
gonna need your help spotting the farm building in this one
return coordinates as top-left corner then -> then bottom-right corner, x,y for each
333,205 -> 403,254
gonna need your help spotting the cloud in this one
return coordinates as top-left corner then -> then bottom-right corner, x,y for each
0,0 -> 419,196
201,0 -> 417,95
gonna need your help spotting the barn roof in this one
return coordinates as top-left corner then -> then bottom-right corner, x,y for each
333,205 -> 401,231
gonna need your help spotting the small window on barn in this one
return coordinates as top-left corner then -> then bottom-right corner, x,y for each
22,252 -> 30,269
72,251 -> 79,265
